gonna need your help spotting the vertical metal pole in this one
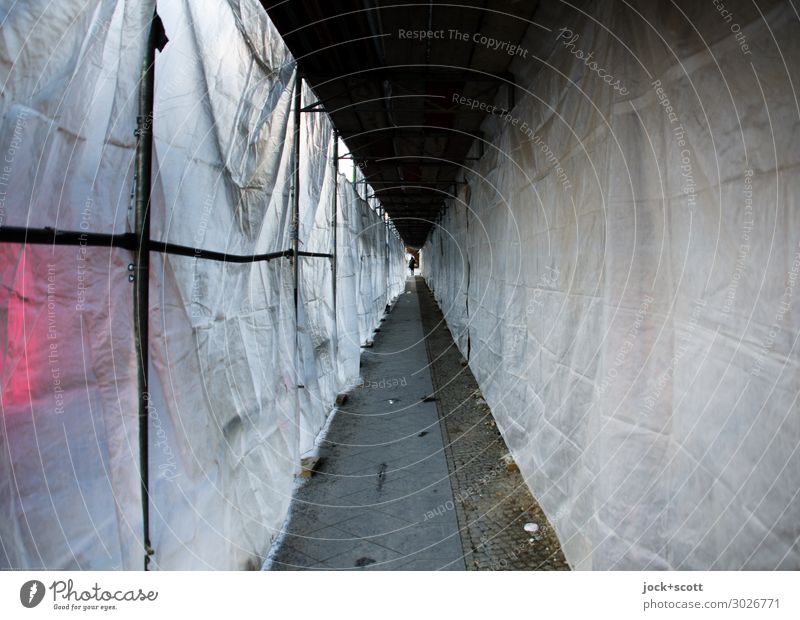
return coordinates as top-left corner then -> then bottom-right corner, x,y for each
292,71 -> 302,470
384,207 -> 389,287
330,134 -> 339,381
133,10 -> 158,571
331,133 -> 338,318
292,72 -> 301,312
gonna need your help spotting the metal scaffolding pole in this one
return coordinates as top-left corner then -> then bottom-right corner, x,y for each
292,70 -> 302,471
327,135 -> 340,389
292,73 -> 302,311
384,206 -> 389,288
133,10 -> 160,571
331,133 -> 338,316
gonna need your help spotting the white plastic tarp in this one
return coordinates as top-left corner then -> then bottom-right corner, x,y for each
0,0 -> 153,571
0,0 -> 405,570
423,0 -> 799,570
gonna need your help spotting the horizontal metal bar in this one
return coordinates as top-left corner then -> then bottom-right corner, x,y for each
328,106 -> 508,115
366,179 -> 462,185
354,127 -> 481,138
339,154 -> 482,162
156,246 -> 331,262
0,227 -> 332,262
380,200 -> 446,205
298,251 -> 334,259
372,158 -> 461,166
384,204 -> 444,209
368,190 -> 455,198
299,99 -> 326,112
0,226 -> 137,249
308,68 -> 513,84
152,240 -> 290,263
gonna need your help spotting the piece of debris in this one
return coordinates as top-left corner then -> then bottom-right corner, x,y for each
298,455 -> 322,478
355,557 -> 376,567
500,452 -> 519,473
335,393 -> 348,406
459,356 -> 468,366
361,340 -> 374,348
524,522 -> 539,534
422,394 -> 437,402
377,463 -> 387,491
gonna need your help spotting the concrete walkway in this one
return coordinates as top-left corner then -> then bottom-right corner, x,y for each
270,277 -> 465,570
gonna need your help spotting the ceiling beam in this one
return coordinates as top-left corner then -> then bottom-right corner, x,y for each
307,68 -> 513,84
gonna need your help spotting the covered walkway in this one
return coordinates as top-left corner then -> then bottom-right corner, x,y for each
0,0 -> 798,574
271,278 -> 568,570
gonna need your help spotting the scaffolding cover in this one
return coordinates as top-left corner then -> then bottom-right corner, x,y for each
423,0 -> 799,570
0,0 -> 404,569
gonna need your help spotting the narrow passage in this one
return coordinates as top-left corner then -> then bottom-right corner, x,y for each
270,277 -> 567,570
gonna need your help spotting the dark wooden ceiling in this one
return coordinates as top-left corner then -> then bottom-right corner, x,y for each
263,0 -> 539,247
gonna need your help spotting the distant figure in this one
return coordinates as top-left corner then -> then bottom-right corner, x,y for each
408,255 -> 416,276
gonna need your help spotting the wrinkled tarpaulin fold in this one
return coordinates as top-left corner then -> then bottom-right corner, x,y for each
0,0 -> 404,569
423,0 -> 799,570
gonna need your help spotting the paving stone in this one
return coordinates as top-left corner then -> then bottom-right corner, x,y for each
416,278 -> 570,571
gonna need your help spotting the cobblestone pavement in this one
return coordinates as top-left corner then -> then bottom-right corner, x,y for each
268,277 -> 568,570
416,278 -> 570,570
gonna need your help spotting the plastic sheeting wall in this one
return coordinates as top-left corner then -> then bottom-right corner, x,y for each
423,0 -> 799,570
0,0 -> 404,569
